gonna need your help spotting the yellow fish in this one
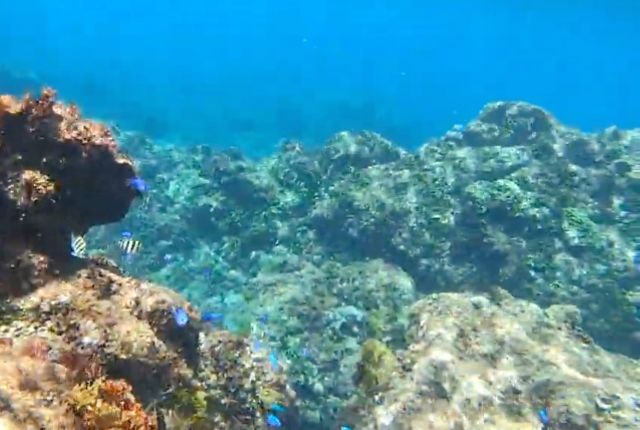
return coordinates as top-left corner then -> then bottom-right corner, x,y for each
118,238 -> 142,255
70,234 -> 86,258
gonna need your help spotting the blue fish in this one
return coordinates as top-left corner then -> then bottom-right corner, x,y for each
270,403 -> 287,413
257,314 -> 269,325
633,250 -> 640,272
266,413 -> 282,428
201,312 -> 224,323
341,427 -> 353,430
538,407 -> 550,425
301,346 -> 314,358
269,351 -> 279,370
171,307 -> 189,327
121,230 -> 133,239
126,177 -> 148,193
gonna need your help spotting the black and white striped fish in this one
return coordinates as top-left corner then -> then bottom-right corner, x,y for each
70,234 -> 87,258
118,238 -> 142,255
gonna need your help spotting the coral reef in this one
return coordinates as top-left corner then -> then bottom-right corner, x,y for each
67,377 -> 156,430
83,101 -> 640,426
342,289 -> 640,429
6,87 -> 636,428
0,88 -> 139,296
0,90 -> 295,429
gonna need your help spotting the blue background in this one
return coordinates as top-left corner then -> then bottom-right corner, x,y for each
0,0 -> 638,155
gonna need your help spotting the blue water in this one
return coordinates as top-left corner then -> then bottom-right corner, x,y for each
0,1 -> 638,154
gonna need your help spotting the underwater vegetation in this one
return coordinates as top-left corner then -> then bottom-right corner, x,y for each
80,98 -> 640,428
1,88 -> 640,429
0,90 -> 295,429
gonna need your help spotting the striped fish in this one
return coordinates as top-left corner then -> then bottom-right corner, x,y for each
118,238 -> 142,255
91,255 -> 122,274
70,234 -> 86,258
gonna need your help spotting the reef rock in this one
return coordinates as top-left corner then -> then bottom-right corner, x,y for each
84,102 -> 640,426
0,261 -> 294,429
0,89 -> 140,296
0,90 -> 295,429
344,289 -> 640,430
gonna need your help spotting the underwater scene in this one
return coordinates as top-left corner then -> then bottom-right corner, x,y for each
0,1 -> 639,429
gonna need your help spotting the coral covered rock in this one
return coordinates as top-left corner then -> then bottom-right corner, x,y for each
0,259 -> 295,428
343,290 -> 640,429
84,102 -> 640,426
67,377 -> 156,430
0,88 -> 139,296
0,90 -> 296,429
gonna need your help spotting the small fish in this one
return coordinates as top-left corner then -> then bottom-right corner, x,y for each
163,253 -> 173,262
92,255 -> 121,272
257,314 -> 269,325
538,407 -> 550,426
266,413 -> 282,428
340,426 -> 353,430
269,351 -> 279,370
270,403 -> 287,413
203,267 -> 214,279
201,312 -> 224,323
300,346 -> 313,358
70,234 -> 87,258
633,250 -> 640,272
126,176 -> 148,193
121,230 -> 133,239
118,238 -> 142,255
171,307 -> 189,327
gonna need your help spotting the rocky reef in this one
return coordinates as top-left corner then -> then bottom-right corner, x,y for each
344,289 -> 640,429
84,100 -> 640,427
4,87 -> 639,429
0,88 -> 137,294
0,90 -> 295,429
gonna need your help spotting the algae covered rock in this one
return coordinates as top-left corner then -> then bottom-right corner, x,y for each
354,338 -> 399,395
0,259 -> 296,428
0,89 -> 139,296
343,291 -> 640,430
0,89 -> 297,429
80,101 -> 640,427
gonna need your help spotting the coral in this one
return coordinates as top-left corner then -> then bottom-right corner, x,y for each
67,377 -> 157,430
0,90 -> 297,429
82,100 -> 640,426
354,339 -> 399,395
343,291 -> 640,429
0,88 -> 139,296
0,260 -> 296,428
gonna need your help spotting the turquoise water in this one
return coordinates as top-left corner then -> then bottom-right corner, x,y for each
1,2 -> 640,429
1,1 -> 638,153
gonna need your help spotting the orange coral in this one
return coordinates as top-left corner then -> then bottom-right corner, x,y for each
67,377 -> 157,430
0,94 -> 19,114
5,88 -> 119,154
56,350 -> 104,383
22,87 -> 57,122
19,170 -> 56,206
19,336 -> 50,361
0,337 -> 13,349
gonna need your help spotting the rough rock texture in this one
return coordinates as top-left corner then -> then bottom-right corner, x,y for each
0,90 -> 296,429
0,261 -> 294,429
342,289 -> 640,430
0,89 -> 139,297
85,102 -> 640,426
